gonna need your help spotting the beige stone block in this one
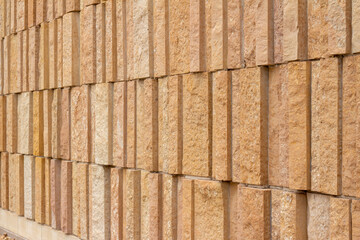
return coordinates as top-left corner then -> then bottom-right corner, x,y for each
17,92 -> 33,155
6,94 -> 17,153
183,73 -> 211,177
9,154 -> 24,216
229,183 -> 239,240
162,174 -> 177,240
90,164 -> 110,239
273,0 -> 283,64
116,0 -> 125,81
4,1 -> 10,35
194,180 -> 229,240
158,76 -> 182,174
35,157 -> 45,224
256,0 -> 273,65
283,0 -> 307,61
0,96 -> 5,152
352,200 -> 360,239
308,0 -> 327,59
126,81 -> 136,168
330,198 -> 351,239
60,88 -> 70,160
83,0 -> 100,7
123,169 -> 141,240
72,162 -> 80,237
0,152 -> 9,210
10,33 -> 20,95
243,0 -> 257,67
91,85 -> 96,163
212,71 -> 231,180
80,5 -> 96,85
36,0 -> 46,25
57,18 -> 63,87
33,91 -> 44,156
136,78 -> 158,171
49,20 -> 57,89
105,0 -> 116,83
10,0 -> 16,33
3,36 -> 9,95
22,29 -> 29,92
71,85 -> 91,162
353,0 -> 360,53
95,3 -> 105,84
45,158 -> 51,226
29,26 -> 40,91
94,83 -> 113,165
24,156 -> 35,220
0,1 -> 5,38
111,168 -> 123,240
271,190 -> 307,240
232,68 -> 268,184
50,159 -> 61,230
239,187 -> 270,239
113,82 -> 125,167
0,39 -> 3,94
307,193 -> 330,239
43,90 -> 52,157
55,0 -> 65,18
177,178 -> 193,240
39,22 -> 49,90
16,32 -> 23,93
66,0 -> 80,13
63,12 -> 80,87
46,0 -> 54,21
61,161 -> 72,234
28,0 -> 36,27
189,0 -> 205,73
227,0 -> 241,69
51,89 -> 61,159
169,0 -> 190,74
311,58 -> 341,195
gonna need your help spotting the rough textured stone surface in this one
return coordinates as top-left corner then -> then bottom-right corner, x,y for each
111,168 -> 123,240
353,0 -> 360,53
352,200 -> 360,239
51,89 -> 61,159
20,32 -> 28,91
46,0 -> 54,21
255,0 -> 273,65
35,157 -> 45,224
8,154 -> 24,216
243,0 -> 256,67
66,0 -> 80,13
126,81 -> 136,168
227,0 -> 241,69
61,161 -> 72,234
28,0 -> 36,27
36,0 -> 45,25
183,73 -> 210,177
229,183 -> 239,240
153,0 -> 168,77
39,22 -> 49,90
60,87 -> 70,160
311,58 -> 340,195
177,178 -> 193,240
55,0 -> 65,20
273,0 -> 283,64
232,68 -> 268,185
113,82 -> 125,167
0,152 -> 9,210
6,94 -> 17,153
43,90 -> 52,157
16,0 -> 27,32
56,18 -> 63,87
212,71 -> 231,180
0,97 -> 5,151
116,0 -> 125,81
44,158 -> 51,225
158,76 -> 182,174
10,34 -> 21,93
50,159 -> 61,230
24,156 -> 35,220
307,193 -> 330,240
194,180 -> 229,240
95,3 -> 105,84
330,197 -> 351,239
105,0 -> 116,83
17,92 -> 33,155
29,26 -> 39,91
162,174 -> 177,240
48,19 -> 57,89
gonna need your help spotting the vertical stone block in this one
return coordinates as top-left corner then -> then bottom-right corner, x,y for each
307,0 -> 327,59
194,180 -> 229,240
43,90 -> 52,157
273,0 -> 283,64
51,89 -> 61,159
10,33 -> 20,93
0,152 -> 9,210
238,187 -> 271,239
0,96 -> 5,152
158,76 -> 182,174
50,159 -> 61,230
0,1 -> 4,38
10,0 -> 17,33
35,157 -> 45,224
116,0 -> 125,81
28,0 -> 36,27
111,168 -> 123,240
212,71 -> 231,180
126,81 -> 136,168
95,3 -> 105,84
46,0 -> 54,21
227,0 -> 241,69
63,12 -> 80,87
353,200 -> 360,239
232,68 -> 268,184
353,0 -> 360,53
256,0 -> 273,65
55,0 -> 65,18
29,26 -> 40,91
57,18 -> 63,87
113,82 -> 125,167
229,183 -> 239,240
6,94 -> 17,153
9,154 -> 24,216
49,19 -> 57,89
36,0 -> 46,25
44,158 -> 51,226
90,164 -> 110,239
33,91 -> 44,156
22,29 -> 29,92
60,87 -> 70,160
330,198 -> 351,239
17,92 -> 33,155
243,0 -> 257,67
136,78 -> 158,171
61,161 -> 72,234
0,39 -> 3,95
39,22 -> 49,90
183,73 -> 211,177
24,156 -> 35,220
4,1 -> 10,35
189,0 -> 205,73
162,174 -> 177,240
71,85 -> 91,162
3,36 -> 9,94
311,58 -> 341,195
105,0 -> 117,83
94,83 -> 113,165
16,33 -> 23,93
177,178 -> 194,240
66,0 -> 80,13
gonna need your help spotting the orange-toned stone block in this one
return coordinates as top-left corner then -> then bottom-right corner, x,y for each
330,197 -> 351,239
56,18 -> 63,87
9,154 -> 24,216
126,81 -> 136,168
36,0 -> 46,25
307,0 -> 327,59
24,156 -> 35,219
111,168 -> 123,240
55,0 -> 65,18
158,76 -> 182,174
6,94 -> 17,153
238,187 -> 271,239
227,0 -> 241,69
28,0 -> 36,27
177,178 -> 194,240
4,1 -> 10,36
273,0 -> 283,64
51,89 -> 61,159
50,159 -> 61,230
60,87 -> 70,160
44,158 -> 51,225
352,200 -> 360,239
229,183 -> 239,240
95,3 -> 105,84
33,91 -> 44,156
35,157 -> 45,224
256,0 -> 273,65
105,0 -> 116,83
183,73 -> 211,177
66,0 -> 80,13
0,96 -> 5,152
0,39 -> 3,94
212,71 -> 231,180
29,26 -> 40,91
61,161 -> 72,234
162,174 -> 177,239
43,90 -> 52,157
113,82 -> 125,167
232,68 -> 268,185
353,0 -> 360,53
136,78 -> 158,171
3,36 -> 9,94
21,30 -> 29,92
10,33 -> 20,94
49,19 -> 57,89
16,32 -> 23,93
0,1 -> 5,38
17,92 -> 33,155
10,0 -> 16,33
39,22 -> 49,90
311,58 -> 341,195
116,0 -> 125,81
243,0 -> 257,67
1,152 -> 9,209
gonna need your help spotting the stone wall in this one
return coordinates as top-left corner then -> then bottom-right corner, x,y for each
0,0 -> 358,239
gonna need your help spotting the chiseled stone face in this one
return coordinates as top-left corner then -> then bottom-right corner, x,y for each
177,178 -> 194,240
24,156 -> 35,220
50,159 -> 61,230
330,197 -> 351,239
113,82 -> 125,167
17,92 -> 33,155
66,0 -> 81,13
352,200 -> 360,239
33,91 -> 43,156
111,168 -> 123,240
35,157 -> 45,224
307,193 -> 331,240
162,174 -> 177,240
60,88 -> 70,160
1,152 -> 9,209
61,161 -> 72,234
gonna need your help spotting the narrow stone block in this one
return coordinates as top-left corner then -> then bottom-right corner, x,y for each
0,1 -> 5,38
229,183 -> 239,240
4,1 -> 10,36
10,0 -> 17,33
113,82 -> 125,167
66,0 -> 80,13
256,0 -> 273,65
61,161 -> 72,234
63,12 -> 80,87
43,90 -> 52,157
330,197 -> 351,239
33,91 -> 44,156
51,89 -> 61,159
177,178 -> 194,240
28,0 -> 36,27
0,152 -> 9,209
0,96 -> 5,152
46,0 -> 54,21
0,39 -> 3,94
182,73 -> 211,177
55,0 -> 65,18
227,0 -> 241,69
352,200 -> 360,239
9,154 -> 24,216
105,0 -> 116,83
49,19 -> 57,89
22,29 -> 29,92
158,76 -> 182,174
6,94 -> 17,153
353,0 -> 360,53
243,0 -> 257,67
16,32 -> 23,94
116,0 -> 125,81
29,26 -> 40,91
190,0 -> 205,73
111,168 -> 123,240
3,36 -> 9,94
44,158 -> 51,226
50,159 -> 61,230
24,156 -> 35,219
60,87 -> 70,160
126,81 -> 136,168
162,174 -> 177,240
10,32 -> 20,95
57,18 -> 63,87
311,58 -> 341,195
17,92 -> 33,155
307,0 -> 327,59
95,3 -> 105,84
35,157 -> 45,224
273,0 -> 283,64
36,0 -> 46,25
39,22 -> 49,90
212,71 -> 231,180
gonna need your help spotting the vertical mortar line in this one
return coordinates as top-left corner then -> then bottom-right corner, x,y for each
208,72 -> 213,178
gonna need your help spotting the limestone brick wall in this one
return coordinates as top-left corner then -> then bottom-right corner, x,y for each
0,0 -> 359,239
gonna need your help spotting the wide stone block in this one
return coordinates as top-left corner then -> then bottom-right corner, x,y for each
0,96 -> 5,151
43,90 -> 52,157
1,152 -> 9,209
177,178 -> 194,240
162,174 -> 177,240
29,26 -> 40,91
61,161 -> 72,234
33,91 -> 44,156
6,94 -> 17,153
50,159 -> 61,230
9,154 -> 24,216
126,81 -> 136,168
51,89 -> 61,159
182,73 -> 211,177
24,156 -> 35,220
17,92 -> 33,155
110,168 -> 123,240
60,87 -> 70,160
35,157 -> 45,224
227,0 -> 241,69
113,82 -> 125,167
39,22 -> 49,90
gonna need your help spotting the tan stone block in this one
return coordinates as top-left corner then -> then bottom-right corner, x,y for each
90,164 -> 110,239
271,190 -> 307,240
232,68 -> 268,184
256,0 -> 273,65
39,22 -> 49,90
51,89 -> 61,159
243,0 -> 257,67
111,168 -> 123,240
307,193 -> 330,239
162,174 -> 177,240
33,91 -> 44,156
311,58 -> 341,195
49,20 -> 57,89
80,5 -> 96,85
0,96 -> 5,152
0,1 -> 5,38
94,83 -> 113,165
60,87 -> 70,160
227,0 -> 241,69
9,34 -> 21,94
56,18 -> 63,87
158,76 -> 182,174
105,0 -> 116,83
21,29 -> 29,92
212,71 -> 231,180
177,178 -> 193,240
29,26 -> 40,91
35,157 -> 45,224
330,198 -> 351,239
24,156 -> 35,220
55,0 -> 65,18
239,187 -> 271,239
71,85 -> 91,162
83,0 -> 100,7
123,169 -> 141,240
3,36 -> 9,95
194,180 -> 229,240
66,0 -> 80,13
17,92 -> 33,155
10,0 -> 16,33
308,0 -> 327,58
63,12 -> 80,87
229,183 -> 239,240
283,0 -> 307,61
352,200 -> 360,239
273,0 -> 283,64
113,82 -> 125,167
116,0 -> 125,81
61,161 -> 72,234
16,32 -> 23,94
6,94 -> 17,153
190,0 -> 205,73
44,158 -> 51,226
16,0 -> 26,31
126,81 -> 136,168
353,0 -> 360,53
9,154 -> 24,216
47,0 -> 54,21
28,0 -> 36,27
50,159 -> 61,230
43,90 -> 52,157
72,162 -> 80,237
36,0 -> 46,25
4,1 -> 10,35
96,3 -> 105,83
0,152 -> 9,210
91,85 -> 96,163
183,73 -> 211,177
0,39 -> 3,94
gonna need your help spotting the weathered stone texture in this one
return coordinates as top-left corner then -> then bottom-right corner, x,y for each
24,156 -> 35,220
43,90 -> 52,157
6,94 -> 17,153
353,200 -> 360,239
330,197 -> 351,239
60,88 -> 70,160
255,0 -> 273,65
126,81 -> 136,168
227,0 -> 241,69
177,178 -> 194,240
1,152 -> 9,209
33,91 -> 44,157
113,82 -> 125,167
35,157 -> 45,224
29,26 -> 39,91
50,159 -> 61,230
162,174 -> 177,240
8,154 -> 24,216
153,0 -> 168,76
51,89 -> 61,159
0,96 -> 5,151
39,22 -> 49,90
110,168 -> 123,240
17,92 -> 33,155
61,161 -> 72,234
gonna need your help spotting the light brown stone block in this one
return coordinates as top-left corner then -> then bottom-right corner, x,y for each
256,0 -> 273,65
229,183 -> 239,240
16,33 -> 23,93
311,58 -> 341,195
45,158 -> 51,226
212,71 -> 231,180
21,30 -> 29,92
105,0 -> 116,83
4,1 -> 10,35
33,91 -> 44,156
116,0 -> 125,81
43,90 -> 52,157
0,39 -> 4,94
227,0 -> 241,69
51,89 -> 61,159
36,0 -> 46,25
232,68 -> 268,185
271,190 -> 307,240
63,12 -> 80,87
49,19 -> 57,89
72,162 -> 80,237
57,18 -> 63,87
6,94 -> 17,153
17,92 -> 33,155
238,187 -> 270,240
39,22 -> 49,90
50,159 -> 61,230
330,197 -> 351,239
60,87 -> 70,160
61,161 -> 72,234
94,83 -> 113,165
162,174 -> 177,240
83,0 -> 100,7
71,85 -> 91,162
158,76 -> 182,174
183,73 -> 211,177
24,156 -> 35,220
273,0 -> 283,64
136,78 -> 158,171
46,0 -> 54,21
28,0 -> 36,27
10,0 -> 17,33
194,180 -> 229,240
126,81 -> 136,168
352,200 -> 360,239
29,26 -> 40,91
55,0 -> 65,18
177,178 -> 194,240
9,154 -> 24,216
353,0 -> 360,53
10,31 -> 21,94
0,1 -> 5,38
113,82 -> 125,167
243,0 -> 257,67
0,96 -> 5,152
111,168 -> 123,240
66,0 -> 80,13
307,0 -> 327,59
3,36 -> 9,94
95,3 -> 105,84
35,157 -> 45,224
1,152 -> 9,210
